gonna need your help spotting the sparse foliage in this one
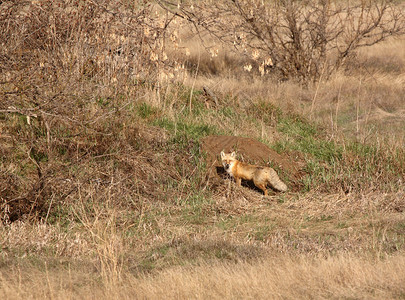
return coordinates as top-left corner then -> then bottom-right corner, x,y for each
0,0 -> 181,221
160,0 -> 405,82
0,0 -> 178,100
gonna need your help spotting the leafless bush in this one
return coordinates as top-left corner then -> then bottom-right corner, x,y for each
160,0 -> 405,82
0,0 -> 181,222
0,0 -> 178,102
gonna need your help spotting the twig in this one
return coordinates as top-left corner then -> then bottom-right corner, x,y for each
310,61 -> 327,119
189,42 -> 201,114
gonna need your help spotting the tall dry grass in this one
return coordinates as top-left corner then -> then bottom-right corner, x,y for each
134,254 -> 405,299
1,253 -> 405,299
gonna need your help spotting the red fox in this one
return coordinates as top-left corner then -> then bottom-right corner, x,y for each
220,151 -> 287,195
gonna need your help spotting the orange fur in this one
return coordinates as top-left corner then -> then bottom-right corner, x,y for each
221,151 -> 287,195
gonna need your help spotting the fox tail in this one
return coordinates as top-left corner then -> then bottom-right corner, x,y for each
268,170 -> 287,192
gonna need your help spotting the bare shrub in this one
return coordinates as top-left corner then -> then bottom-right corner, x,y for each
0,0 -> 183,222
0,0 -> 177,101
159,0 -> 405,82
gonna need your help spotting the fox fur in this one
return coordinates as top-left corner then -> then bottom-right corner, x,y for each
220,151 -> 287,195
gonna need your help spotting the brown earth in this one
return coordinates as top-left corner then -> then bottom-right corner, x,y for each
201,135 -> 305,191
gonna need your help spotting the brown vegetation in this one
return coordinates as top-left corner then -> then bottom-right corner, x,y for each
0,0 -> 404,299
160,0 -> 405,82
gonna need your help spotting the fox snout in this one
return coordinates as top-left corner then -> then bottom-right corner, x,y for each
220,151 -> 236,172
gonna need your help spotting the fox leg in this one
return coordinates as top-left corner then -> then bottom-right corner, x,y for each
235,177 -> 242,186
255,184 -> 268,196
254,179 -> 268,196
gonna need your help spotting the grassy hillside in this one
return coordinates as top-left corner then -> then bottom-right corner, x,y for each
0,1 -> 404,299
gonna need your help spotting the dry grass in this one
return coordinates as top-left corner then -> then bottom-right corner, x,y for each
132,254 -> 405,299
1,1 -> 405,299
182,35 -> 405,146
1,253 -> 405,299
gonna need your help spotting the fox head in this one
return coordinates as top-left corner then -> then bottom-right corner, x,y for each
220,151 -> 237,173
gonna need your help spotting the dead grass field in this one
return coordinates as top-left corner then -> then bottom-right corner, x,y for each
1,1 -> 404,299
1,254 -> 405,299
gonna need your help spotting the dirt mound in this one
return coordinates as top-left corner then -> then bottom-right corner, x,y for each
201,135 -> 304,190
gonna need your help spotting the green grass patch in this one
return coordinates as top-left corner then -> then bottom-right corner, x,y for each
248,100 -> 404,192
136,102 -> 160,120
250,224 -> 276,241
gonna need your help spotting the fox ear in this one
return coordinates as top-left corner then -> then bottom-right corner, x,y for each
231,151 -> 236,157
220,151 -> 225,158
